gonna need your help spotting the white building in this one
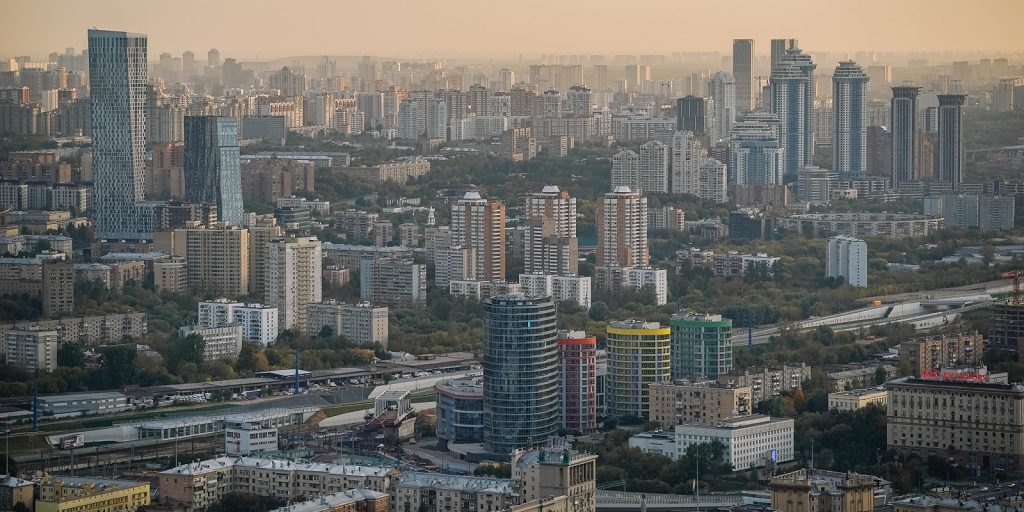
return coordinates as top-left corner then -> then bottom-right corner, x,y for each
178,324 -> 243,362
518,274 -> 592,309
709,72 -> 736,143
4,329 -> 58,372
826,235 -> 867,288
629,430 -> 678,459
611,141 -> 669,194
698,158 -> 728,203
225,423 -> 278,456
625,267 -> 668,305
671,130 -> 705,195
274,196 -> 331,216
267,237 -> 323,332
198,299 -> 279,346
674,415 -> 794,469
449,280 -> 520,300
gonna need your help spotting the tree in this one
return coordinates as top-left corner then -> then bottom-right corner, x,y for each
874,366 -> 889,385
237,345 -> 270,374
99,345 -> 136,388
588,302 -> 610,321
57,342 -> 85,367
170,333 -> 206,369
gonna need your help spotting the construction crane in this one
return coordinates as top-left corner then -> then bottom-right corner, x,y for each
1004,270 -> 1023,305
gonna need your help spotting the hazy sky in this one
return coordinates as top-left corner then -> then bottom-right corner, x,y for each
3,0 -> 1023,60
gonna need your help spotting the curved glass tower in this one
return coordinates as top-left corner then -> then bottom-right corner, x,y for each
482,294 -> 558,455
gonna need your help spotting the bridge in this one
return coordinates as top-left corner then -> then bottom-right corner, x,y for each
597,490 -> 750,511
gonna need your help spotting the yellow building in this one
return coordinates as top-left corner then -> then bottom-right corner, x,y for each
827,387 -> 887,411
36,475 -> 150,512
770,469 -> 885,512
606,320 -> 670,418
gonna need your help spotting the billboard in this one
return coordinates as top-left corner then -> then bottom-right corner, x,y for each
59,434 -> 84,450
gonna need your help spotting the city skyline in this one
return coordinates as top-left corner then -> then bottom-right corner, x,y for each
4,0 -> 1024,59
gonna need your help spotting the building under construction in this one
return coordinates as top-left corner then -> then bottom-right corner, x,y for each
989,270 -> 1024,351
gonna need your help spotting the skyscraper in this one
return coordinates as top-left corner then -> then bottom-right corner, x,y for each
482,294 -> 559,454
595,187 -> 648,268
606,320 -> 671,418
670,313 -> 733,380
709,72 -> 736,142
729,111 -> 784,185
451,191 -> 506,281
936,94 -> 966,187
770,48 -> 816,175
676,95 -> 710,136
832,61 -> 869,178
184,116 -> 244,226
267,236 -> 323,332
671,130 -> 706,195
770,39 -> 799,71
207,48 -> 220,68
732,39 -> 754,117
524,186 -> 578,276
890,86 -> 921,188
88,29 -> 149,240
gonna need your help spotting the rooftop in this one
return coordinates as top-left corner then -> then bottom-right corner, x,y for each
771,469 -> 886,493
160,457 -> 397,477
267,490 -> 389,512
38,475 -> 148,494
395,471 -> 516,494
830,387 -> 886,397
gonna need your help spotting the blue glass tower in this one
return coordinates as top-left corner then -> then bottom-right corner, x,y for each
183,116 -> 244,226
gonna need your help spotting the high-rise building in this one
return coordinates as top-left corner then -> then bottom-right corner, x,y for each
451,191 -> 506,281
266,236 -> 322,332
183,116 -> 244,226
88,29 -> 150,240
898,332 -> 984,378
698,158 -> 728,203
770,48 -> 816,175
709,72 -> 736,142
826,235 -> 867,288
676,95 -> 710,136
180,223 -> 250,296
482,294 -> 559,455
936,94 -> 966,187
732,40 -> 754,116
729,111 -> 784,185
832,61 -> 869,178
207,48 -> 220,68
557,330 -> 598,434
648,381 -> 753,426
524,186 -> 578,276
595,187 -> 648,268
770,39 -> 799,71
670,313 -> 733,380
890,86 -> 921,188
671,130 -> 706,195
42,258 -> 74,318
4,329 -> 58,372
360,257 -> 426,308
606,320 -> 671,419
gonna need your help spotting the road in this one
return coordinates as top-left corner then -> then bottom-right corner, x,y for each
319,402 -> 435,428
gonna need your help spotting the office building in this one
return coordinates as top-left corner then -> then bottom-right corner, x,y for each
827,387 -> 888,411
648,381 -> 753,426
511,443 -> 598,512
606,320 -> 671,419
796,166 -> 838,204
891,86 -> 921,188
524,186 -> 578,276
709,72 -> 736,142
435,376 -> 484,449
451,191 -> 506,282
360,257 -> 426,308
770,48 -> 816,175
266,237 -> 322,332
36,475 -> 150,512
183,116 -> 244,226
676,415 -> 793,469
482,294 -> 559,455
88,29 -> 150,240
181,223 -> 250,296
595,187 -> 648,269
676,95 -> 710,136
558,330 -> 598,434
670,313 -> 733,380
4,328 -> 58,372
826,235 -> 867,288
178,324 -> 243,362
306,300 -> 388,347
832,61 -> 869,178
936,94 -> 966,186
898,332 -> 984,378
886,375 -> 1024,471
770,39 -> 799,71
732,39 -> 754,116
771,469 -> 881,512
159,457 -> 399,510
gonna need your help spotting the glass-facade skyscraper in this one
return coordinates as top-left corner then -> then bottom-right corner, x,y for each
184,116 -> 245,226
770,47 -> 816,175
937,94 -> 966,187
88,29 -> 149,239
732,39 -> 754,116
482,294 -> 558,455
890,85 -> 921,188
832,61 -> 869,178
